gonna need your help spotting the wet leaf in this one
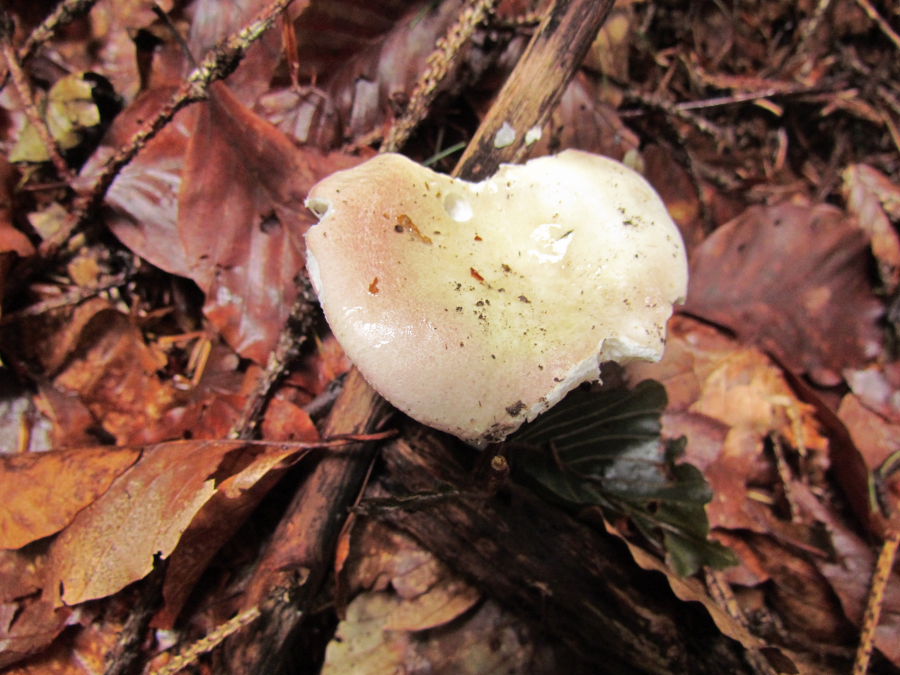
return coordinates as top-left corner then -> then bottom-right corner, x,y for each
77,87 -> 194,278
51,309 -> 177,444
178,83 -> 359,363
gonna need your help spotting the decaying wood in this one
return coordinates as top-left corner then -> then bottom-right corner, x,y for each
223,368 -> 391,673
372,425 -> 755,675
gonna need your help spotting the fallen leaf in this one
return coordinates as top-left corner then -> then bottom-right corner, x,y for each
178,83 -> 359,363
512,380 -> 735,575
341,520 -> 480,632
78,87 -> 194,279
153,441 -> 305,627
261,395 -> 320,442
743,532 -> 854,643
0,446 -> 139,550
642,144 -> 703,251
0,158 -> 34,258
46,440 -> 304,606
1,614 -> 117,674
629,316 -> 829,532
685,202 -> 883,385
0,597 -> 72,670
839,393 -> 900,469
792,482 -> 900,666
51,309 -> 178,444
323,592 -> 543,675
843,163 -> 900,291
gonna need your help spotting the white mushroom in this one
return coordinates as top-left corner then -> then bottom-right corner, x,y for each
305,150 -> 688,447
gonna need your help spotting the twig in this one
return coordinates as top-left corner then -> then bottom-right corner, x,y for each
104,557 -> 166,675
0,273 -> 128,325
382,0 -> 498,152
150,605 -> 263,675
853,0 -> 900,53
621,89 -> 732,143
43,0 -> 296,255
792,0 -> 834,60
20,0 -> 99,71
453,0 -> 615,178
0,9 -> 74,182
704,569 -> 779,675
229,276 -> 318,439
0,0 -> 99,91
852,529 -> 900,675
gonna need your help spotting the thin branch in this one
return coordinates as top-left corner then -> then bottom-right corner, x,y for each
151,606 -> 263,675
229,276 -> 318,440
853,529 -> 900,675
0,0 -> 100,91
0,9 -> 74,182
853,0 -> 900,53
453,0 -> 615,179
382,0 -> 498,152
20,0 -> 100,70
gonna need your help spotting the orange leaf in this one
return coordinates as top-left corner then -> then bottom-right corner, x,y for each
0,446 -> 140,550
46,440 -> 304,606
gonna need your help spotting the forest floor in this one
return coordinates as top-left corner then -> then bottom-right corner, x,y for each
0,0 -> 899,674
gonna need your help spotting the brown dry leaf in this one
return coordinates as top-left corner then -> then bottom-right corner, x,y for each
792,482 -> 900,667
604,520 -> 765,649
0,596 -> 73,670
178,83 -> 360,363
344,520 -> 479,616
0,158 -> 34,258
46,440 -> 304,606
0,446 -> 139,550
743,532 -> 853,644
0,549 -> 43,603
153,440 -> 307,627
641,144 -> 703,252
1,615 -> 118,674
0,549 -> 73,670
842,163 -> 900,292
382,575 -> 480,632
286,334 -> 352,405
188,0 -> 299,106
296,0 -> 465,145
2,298 -> 111,378
583,3 -> 633,81
838,393 -> 900,473
613,521 -> 845,675
51,309 -> 177,444
86,0 -> 180,97
630,317 -> 828,533
261,395 -> 320,442
685,202 -> 883,385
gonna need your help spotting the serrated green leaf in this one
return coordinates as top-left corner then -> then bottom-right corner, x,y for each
510,380 -> 735,575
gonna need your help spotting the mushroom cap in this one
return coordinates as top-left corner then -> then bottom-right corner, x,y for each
305,150 -> 688,447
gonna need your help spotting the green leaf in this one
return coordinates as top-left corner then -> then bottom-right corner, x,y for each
510,380 -> 735,575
